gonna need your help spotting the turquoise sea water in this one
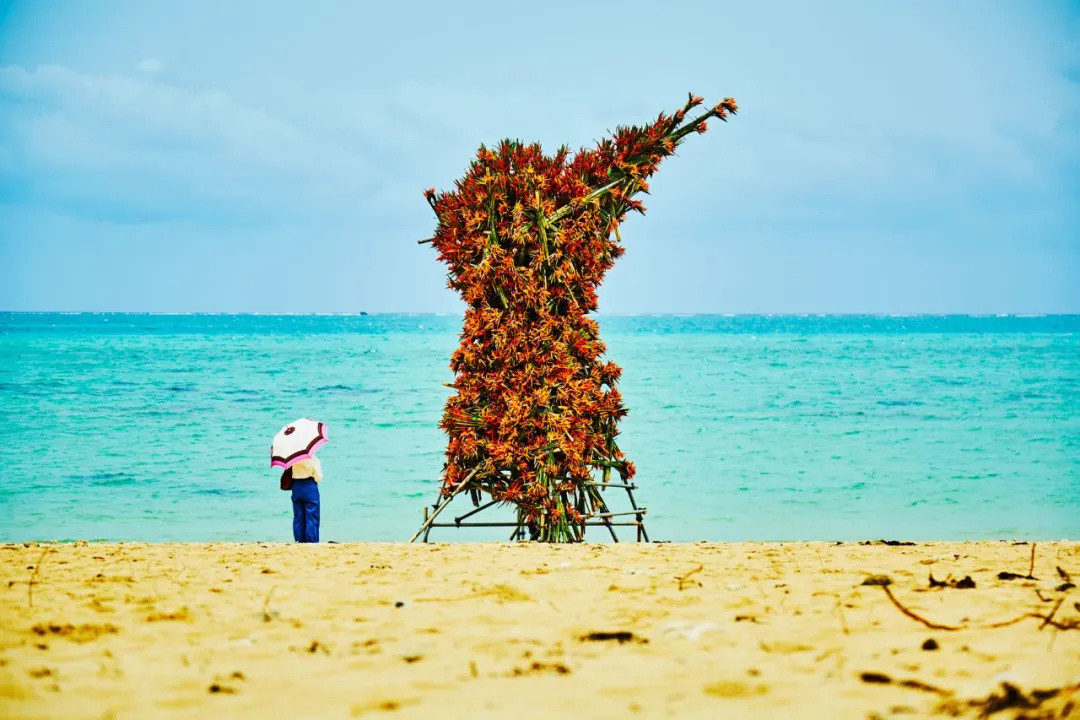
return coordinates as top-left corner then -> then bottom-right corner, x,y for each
1,313 -> 1077,542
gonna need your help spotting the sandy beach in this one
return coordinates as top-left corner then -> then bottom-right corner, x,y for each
1,541 -> 1077,719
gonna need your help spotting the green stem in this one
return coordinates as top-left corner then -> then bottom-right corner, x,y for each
544,106 -> 722,225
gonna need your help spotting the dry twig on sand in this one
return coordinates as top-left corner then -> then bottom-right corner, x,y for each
880,586 -> 962,631
1038,598 -> 1066,631
27,547 -> 51,608
999,542 -> 1039,581
676,565 -> 704,591
262,586 -> 277,622
880,586 -> 1078,632
880,542 -> 1079,632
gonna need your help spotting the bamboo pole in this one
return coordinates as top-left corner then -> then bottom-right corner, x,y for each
510,506 -> 525,541
622,482 -> 649,543
423,524 -> 639,528
455,499 -> 499,525
408,466 -> 482,542
593,470 -> 620,541
589,510 -> 647,519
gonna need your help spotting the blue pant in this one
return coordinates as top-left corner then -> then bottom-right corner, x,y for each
291,478 -> 320,543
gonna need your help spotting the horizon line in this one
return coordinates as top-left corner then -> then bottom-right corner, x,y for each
2,311 -> 1078,318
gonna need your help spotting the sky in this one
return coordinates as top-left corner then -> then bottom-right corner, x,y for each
0,0 -> 1077,314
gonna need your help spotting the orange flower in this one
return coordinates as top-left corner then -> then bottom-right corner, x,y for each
423,93 -> 736,540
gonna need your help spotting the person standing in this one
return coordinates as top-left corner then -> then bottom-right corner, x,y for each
271,418 -> 329,544
282,456 -> 322,543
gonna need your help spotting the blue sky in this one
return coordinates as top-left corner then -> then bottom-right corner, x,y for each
1,0 -> 1077,313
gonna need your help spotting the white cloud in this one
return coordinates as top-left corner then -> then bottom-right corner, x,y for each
136,57 -> 163,74
0,64 -> 372,223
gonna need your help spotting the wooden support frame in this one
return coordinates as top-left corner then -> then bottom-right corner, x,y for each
409,478 -> 650,543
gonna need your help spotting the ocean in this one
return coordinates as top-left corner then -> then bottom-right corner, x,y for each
2,313 -> 1077,543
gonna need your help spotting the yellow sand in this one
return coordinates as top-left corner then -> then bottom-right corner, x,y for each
1,541 -> 1078,719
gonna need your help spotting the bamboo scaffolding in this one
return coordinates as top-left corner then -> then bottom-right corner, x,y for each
589,510 -> 648,520
418,94 -> 735,542
410,476 -> 649,543
427,522 -> 643,528
408,465 -> 481,543
454,499 -> 500,524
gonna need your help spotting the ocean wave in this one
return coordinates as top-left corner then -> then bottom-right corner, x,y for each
167,384 -> 195,392
67,472 -> 139,487
1003,392 -> 1048,401
190,487 -> 251,497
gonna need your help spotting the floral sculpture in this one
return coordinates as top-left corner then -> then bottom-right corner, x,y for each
422,94 -> 738,541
